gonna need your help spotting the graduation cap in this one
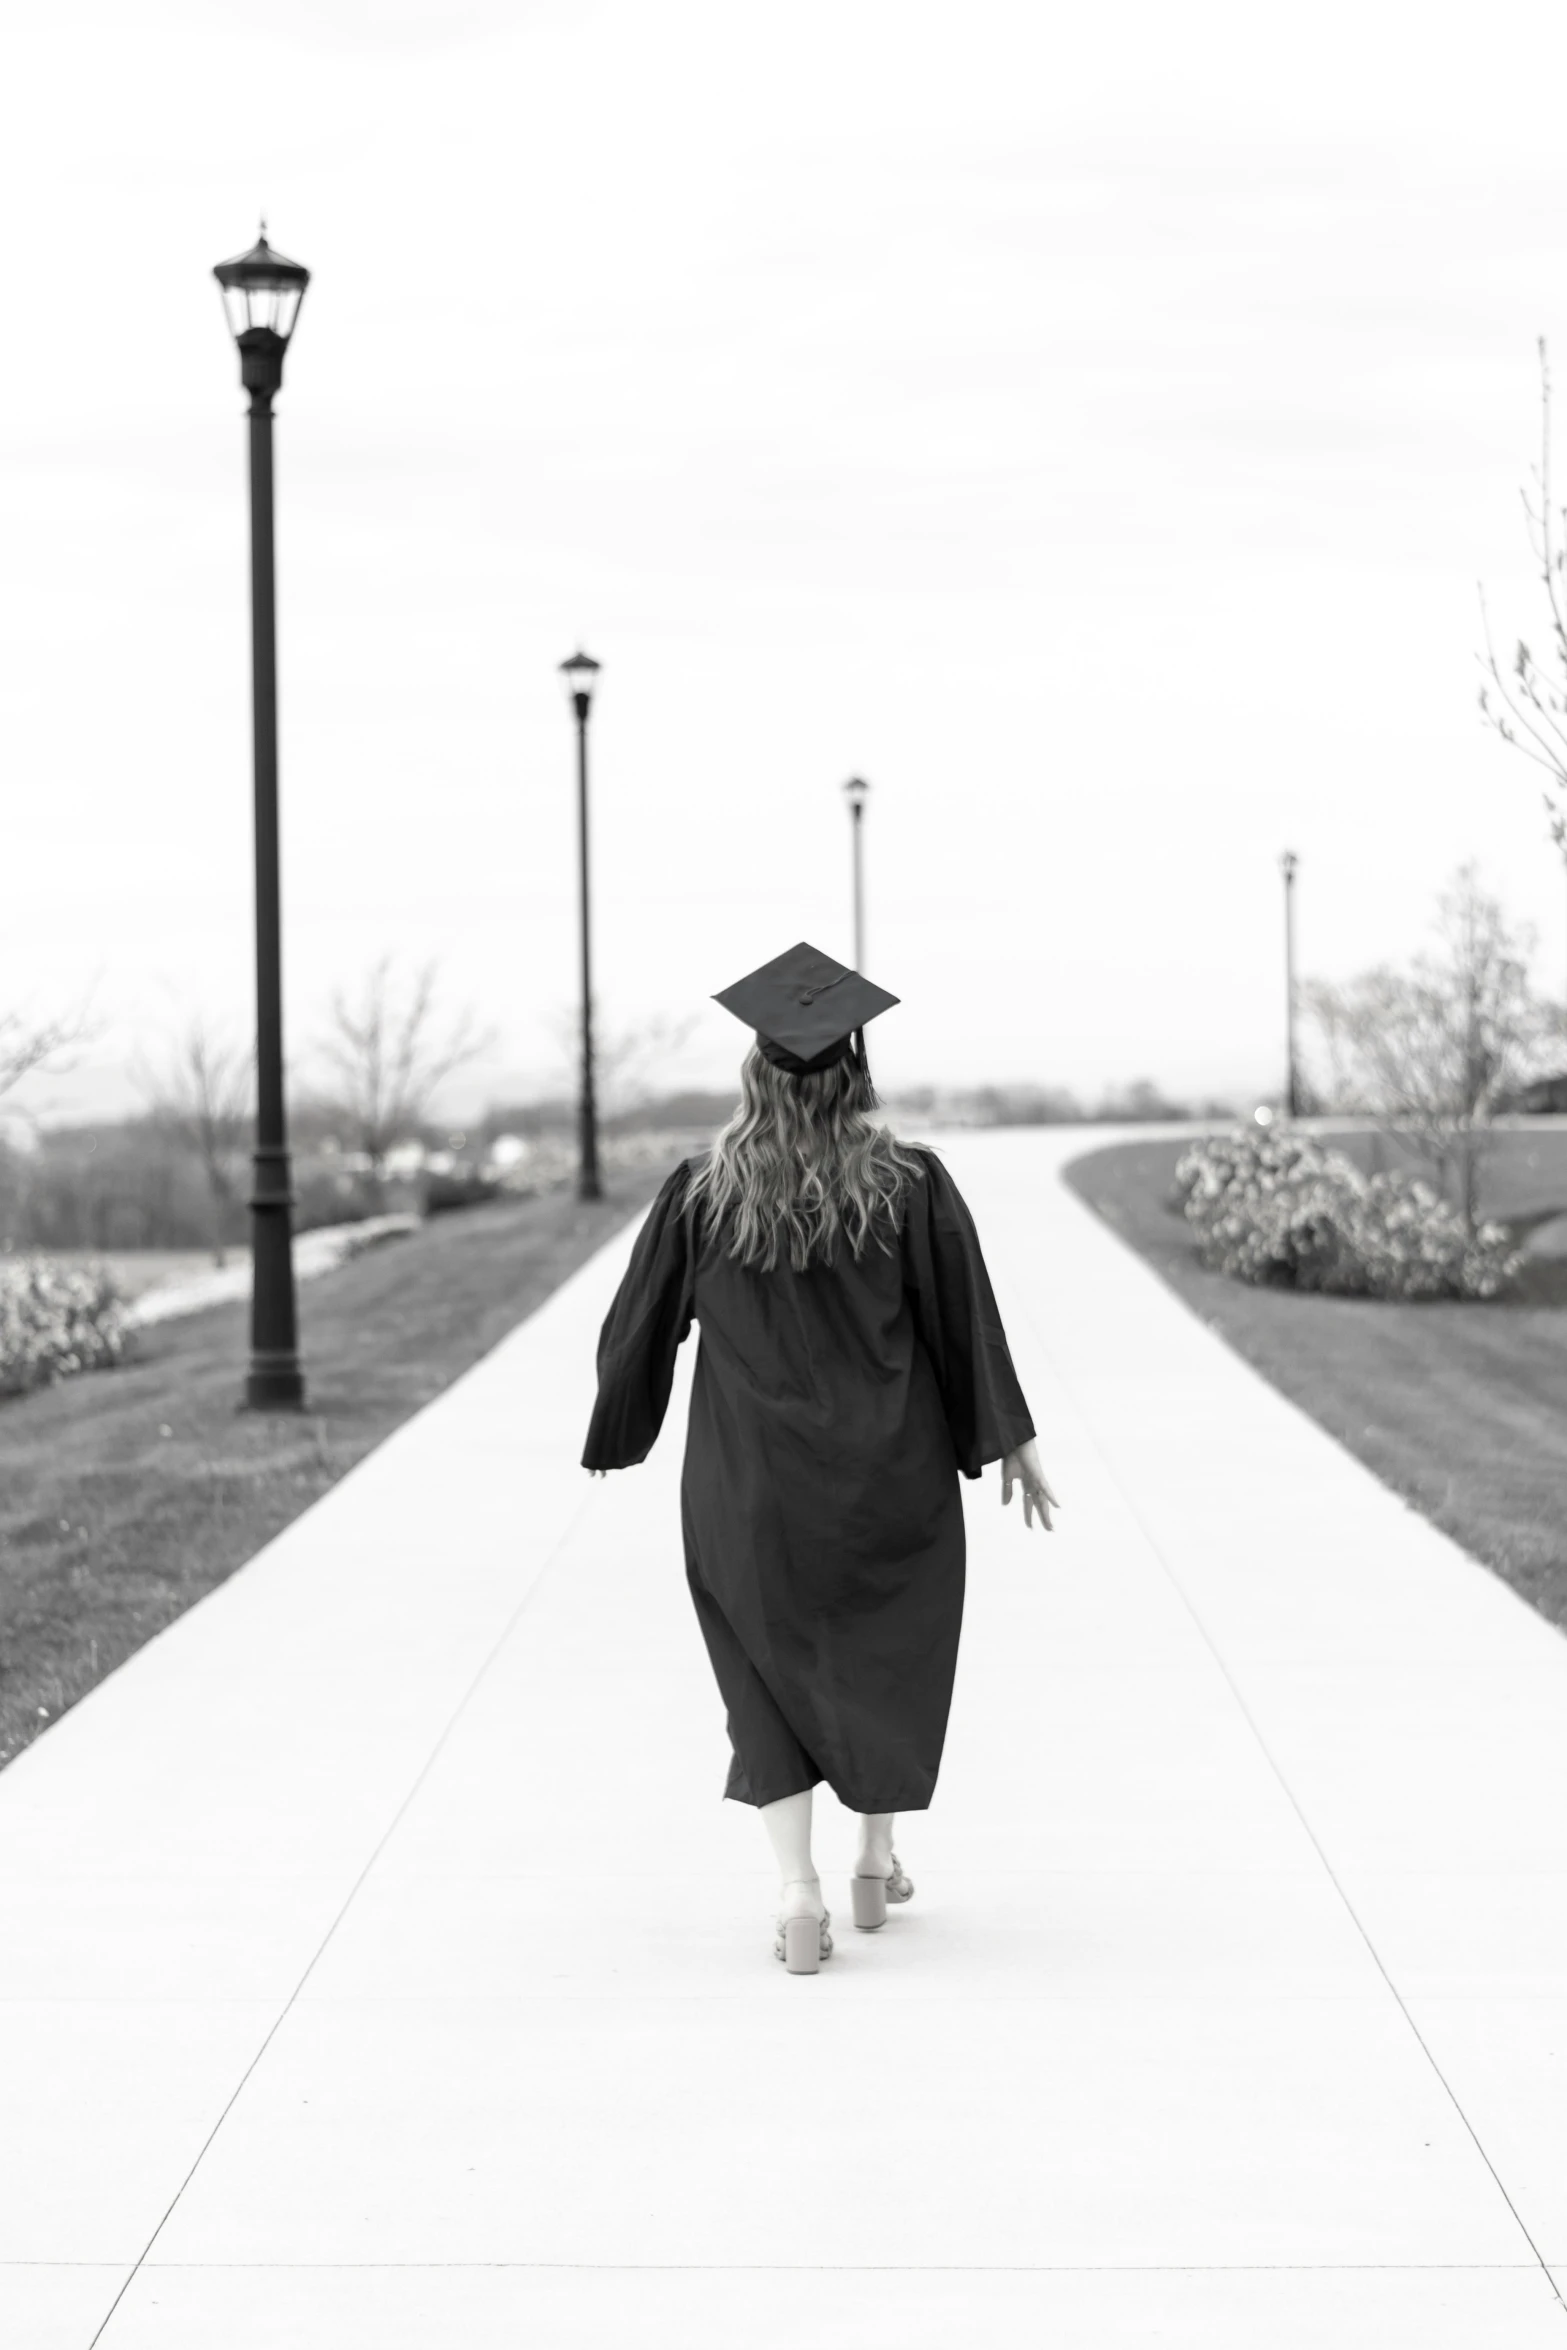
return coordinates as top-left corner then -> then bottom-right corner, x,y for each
713,940 -> 900,1076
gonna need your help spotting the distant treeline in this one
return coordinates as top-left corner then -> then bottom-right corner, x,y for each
0,1123 -> 372,1256
0,1079 -> 1235,1255
498,1077 -> 1237,1134
882,1079 -> 1236,1127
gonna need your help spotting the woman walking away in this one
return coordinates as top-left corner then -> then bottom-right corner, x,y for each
581,940 -> 1060,1974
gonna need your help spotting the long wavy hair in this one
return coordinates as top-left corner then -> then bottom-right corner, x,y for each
686,1040 -> 931,1273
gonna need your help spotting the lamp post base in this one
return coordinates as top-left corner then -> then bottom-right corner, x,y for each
245,1149 -> 305,1410
244,1352 -> 307,1410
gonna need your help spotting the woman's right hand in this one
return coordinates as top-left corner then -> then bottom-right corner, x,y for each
1001,1437 -> 1059,1533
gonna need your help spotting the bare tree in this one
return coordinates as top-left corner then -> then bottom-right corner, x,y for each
1477,339 -> 1567,921
135,1019 -> 253,1266
547,1001 -> 700,1122
1300,865 -> 1567,1229
0,1005 -> 91,1105
317,954 -> 494,1195
0,997 -> 97,1251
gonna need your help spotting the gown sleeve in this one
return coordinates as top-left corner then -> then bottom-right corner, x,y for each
581,1159 -> 697,1471
900,1147 -> 1036,1479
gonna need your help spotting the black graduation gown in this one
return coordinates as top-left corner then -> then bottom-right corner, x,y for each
581,1146 -> 1035,1813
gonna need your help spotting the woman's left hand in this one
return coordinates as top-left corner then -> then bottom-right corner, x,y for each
1001,1438 -> 1060,1532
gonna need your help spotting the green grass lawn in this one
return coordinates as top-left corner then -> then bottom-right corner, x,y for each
1062,1126 -> 1567,1634
0,1160 -> 684,1772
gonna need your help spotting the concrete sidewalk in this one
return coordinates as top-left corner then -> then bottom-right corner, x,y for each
2,1126 -> 1564,2347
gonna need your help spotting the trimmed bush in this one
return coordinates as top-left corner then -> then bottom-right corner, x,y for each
423,1170 -> 502,1216
1172,1129 -> 1523,1301
0,1254 -> 132,1398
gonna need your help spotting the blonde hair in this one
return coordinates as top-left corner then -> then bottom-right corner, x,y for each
686,1042 -> 931,1273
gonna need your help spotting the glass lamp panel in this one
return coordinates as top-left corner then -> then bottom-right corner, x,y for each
248,280 -> 304,337
219,277 -> 304,340
214,234 -> 309,345
843,775 -> 870,809
560,652 -> 600,706
264,280 -> 304,338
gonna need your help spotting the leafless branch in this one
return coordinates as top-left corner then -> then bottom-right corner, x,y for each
1478,340 -> 1567,861
546,1002 -> 701,1121
133,1018 -> 254,1265
315,954 -> 496,1186
1299,866 -> 1566,1228
0,1006 -> 91,1104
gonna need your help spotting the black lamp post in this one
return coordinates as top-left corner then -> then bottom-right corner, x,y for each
843,776 -> 870,968
213,226 -> 310,1409
1280,848 -> 1300,1121
559,650 -> 602,1202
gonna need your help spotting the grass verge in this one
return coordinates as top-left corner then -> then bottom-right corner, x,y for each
0,1160 -> 682,1772
1062,1129 -> 1567,1636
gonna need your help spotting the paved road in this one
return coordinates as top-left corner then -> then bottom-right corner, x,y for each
3,1127 -> 1564,2346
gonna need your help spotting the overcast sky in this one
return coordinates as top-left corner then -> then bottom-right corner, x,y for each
6,0 -> 1567,1125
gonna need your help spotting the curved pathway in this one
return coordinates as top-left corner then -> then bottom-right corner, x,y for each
1,1127 -> 1564,2346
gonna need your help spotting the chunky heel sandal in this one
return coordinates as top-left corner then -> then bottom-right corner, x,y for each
852,1851 -> 914,1929
782,1915 -> 821,1972
773,1895 -> 833,1974
850,1875 -> 888,1930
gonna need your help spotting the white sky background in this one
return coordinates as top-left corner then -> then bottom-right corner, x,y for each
6,0 -> 1567,1124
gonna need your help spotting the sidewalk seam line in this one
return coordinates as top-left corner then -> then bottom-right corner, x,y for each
86,1468 -> 602,2345
1018,1182 -> 1562,2303
84,2257 -> 1567,2274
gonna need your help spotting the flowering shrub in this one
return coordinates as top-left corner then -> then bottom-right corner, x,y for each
0,1254 -> 132,1398
1171,1129 -> 1523,1301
